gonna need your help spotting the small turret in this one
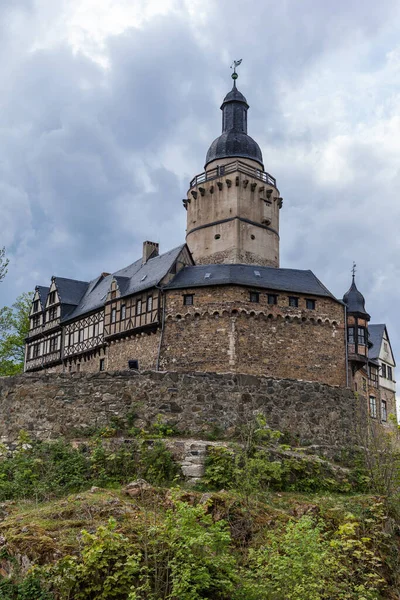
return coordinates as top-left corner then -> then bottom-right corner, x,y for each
343,266 -> 370,376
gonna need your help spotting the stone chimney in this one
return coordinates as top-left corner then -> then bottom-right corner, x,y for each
142,241 -> 159,264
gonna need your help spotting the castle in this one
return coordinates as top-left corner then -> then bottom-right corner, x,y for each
25,70 -> 397,426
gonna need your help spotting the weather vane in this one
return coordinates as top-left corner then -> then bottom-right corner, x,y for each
231,59 -> 242,82
351,261 -> 357,281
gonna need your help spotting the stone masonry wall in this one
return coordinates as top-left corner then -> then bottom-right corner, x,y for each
0,371 -> 358,449
161,286 -> 346,387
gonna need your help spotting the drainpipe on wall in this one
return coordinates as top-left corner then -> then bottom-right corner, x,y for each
156,288 -> 166,372
344,303 -> 349,388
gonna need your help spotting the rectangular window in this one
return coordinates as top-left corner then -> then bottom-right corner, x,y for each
49,337 -> 58,352
136,300 -> 142,315
48,306 -> 57,321
306,299 -> 316,310
348,327 -> 355,344
250,291 -> 259,303
388,366 -> 393,381
369,366 -> 378,385
381,364 -> 387,378
49,291 -> 56,304
358,327 -> 366,345
78,329 -> 84,343
267,294 -> 277,305
362,377 -> 367,392
111,290 -> 117,299
69,332 -> 74,346
33,300 -> 39,313
77,363 -> 81,373
369,396 -> 377,418
111,308 -> 117,323
381,400 -> 387,422
32,314 -> 41,328
121,304 -> 126,320
183,294 -> 193,306
33,343 -> 40,358
288,296 -> 299,308
99,358 -> 105,372
147,296 -> 153,312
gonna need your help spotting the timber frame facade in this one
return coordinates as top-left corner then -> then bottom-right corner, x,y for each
25,243 -> 193,373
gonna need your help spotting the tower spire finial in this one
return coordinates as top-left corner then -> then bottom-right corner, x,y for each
351,261 -> 357,282
230,59 -> 242,87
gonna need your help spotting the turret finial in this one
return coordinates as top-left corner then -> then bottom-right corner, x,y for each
230,59 -> 242,87
351,261 -> 357,282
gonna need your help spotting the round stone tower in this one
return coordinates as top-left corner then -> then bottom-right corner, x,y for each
184,73 -> 282,267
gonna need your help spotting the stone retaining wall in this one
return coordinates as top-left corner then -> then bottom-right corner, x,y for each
0,371 -> 359,449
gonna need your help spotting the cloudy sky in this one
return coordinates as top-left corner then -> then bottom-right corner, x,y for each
1,0 -> 400,357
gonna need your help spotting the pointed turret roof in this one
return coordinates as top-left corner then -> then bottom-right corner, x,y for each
205,74 -> 264,169
343,275 -> 370,320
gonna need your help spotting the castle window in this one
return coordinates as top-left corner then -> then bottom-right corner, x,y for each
49,337 -> 57,352
33,300 -> 39,313
32,314 -> 41,328
381,363 -> 387,378
357,327 -> 366,345
381,400 -> 387,422
369,396 -> 377,418
183,294 -> 193,306
369,366 -> 378,385
49,291 -> 56,304
348,327 -> 355,344
214,234 -> 221,240
288,296 -> 299,308
306,299 -> 316,310
99,358 -> 105,372
78,329 -> 84,343
250,291 -> 259,303
147,296 -> 153,312
111,290 -> 117,299
121,304 -> 126,320
267,294 -> 277,305
48,306 -> 57,321
136,300 -> 142,315
33,343 -> 40,358
388,366 -> 393,381
362,377 -> 367,392
111,308 -> 117,323
69,332 -> 73,346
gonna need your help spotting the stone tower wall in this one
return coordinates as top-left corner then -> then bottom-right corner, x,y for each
186,157 -> 280,267
160,286 -> 346,387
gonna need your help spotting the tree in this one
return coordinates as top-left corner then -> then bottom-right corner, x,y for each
0,292 -> 32,376
0,247 -> 9,282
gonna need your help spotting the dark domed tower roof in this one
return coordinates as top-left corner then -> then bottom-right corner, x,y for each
343,277 -> 370,320
205,80 -> 264,169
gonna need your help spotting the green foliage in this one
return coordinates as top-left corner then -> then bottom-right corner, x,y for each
0,573 -> 53,599
0,292 -> 32,376
0,247 -> 8,284
0,435 -> 179,501
236,513 -> 384,600
45,518 -> 141,599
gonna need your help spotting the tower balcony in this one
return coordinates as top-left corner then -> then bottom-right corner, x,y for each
189,160 -> 276,190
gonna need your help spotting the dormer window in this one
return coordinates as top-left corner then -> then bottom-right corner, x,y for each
32,314 -> 41,328
49,291 -> 56,304
48,306 -> 57,321
33,300 -> 39,313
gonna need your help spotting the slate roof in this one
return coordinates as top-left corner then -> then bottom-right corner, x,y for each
368,324 -> 386,361
54,277 -> 89,306
165,264 -> 340,300
62,245 -> 186,322
343,278 -> 370,319
205,132 -> 264,169
36,286 -> 49,307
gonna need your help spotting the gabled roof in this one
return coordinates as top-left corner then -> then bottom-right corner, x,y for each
114,244 -> 186,297
54,277 -> 89,306
368,324 -> 385,361
62,245 -> 187,323
62,274 -> 113,321
165,264 -> 340,300
36,286 -> 49,307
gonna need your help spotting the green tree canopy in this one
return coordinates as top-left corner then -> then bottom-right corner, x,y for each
0,292 -> 32,376
0,247 -> 9,283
